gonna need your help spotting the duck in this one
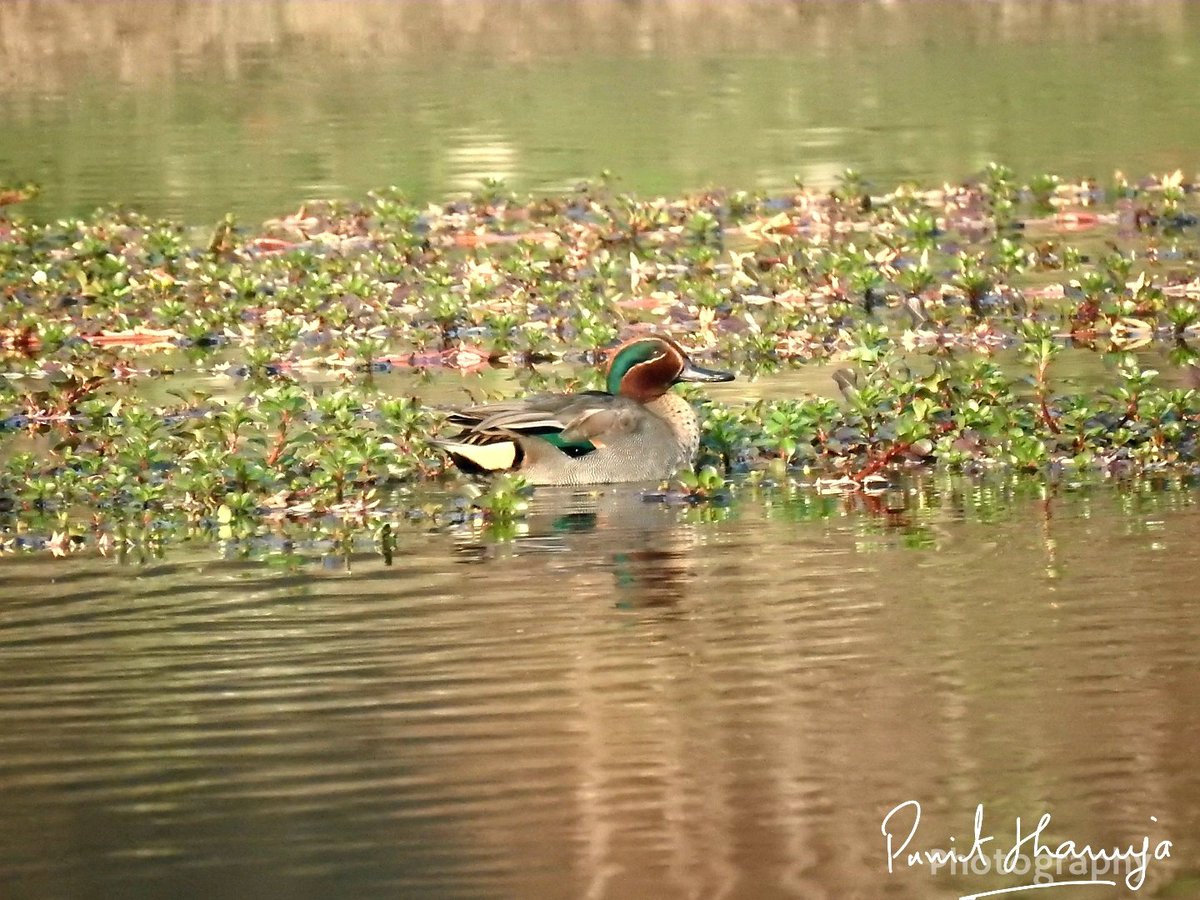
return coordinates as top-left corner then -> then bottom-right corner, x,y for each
434,335 -> 735,485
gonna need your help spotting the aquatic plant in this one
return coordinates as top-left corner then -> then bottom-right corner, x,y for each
4,165 -> 1200,553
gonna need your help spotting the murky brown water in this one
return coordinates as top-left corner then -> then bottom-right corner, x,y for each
5,1 -> 1200,896
2,478 -> 1198,898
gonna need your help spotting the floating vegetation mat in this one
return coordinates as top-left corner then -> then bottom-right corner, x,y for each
2,165 -> 1200,554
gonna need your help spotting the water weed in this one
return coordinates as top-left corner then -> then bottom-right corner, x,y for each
3,166 -> 1200,551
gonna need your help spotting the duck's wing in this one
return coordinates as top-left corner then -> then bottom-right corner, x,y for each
441,392 -> 641,468
445,392 -> 597,434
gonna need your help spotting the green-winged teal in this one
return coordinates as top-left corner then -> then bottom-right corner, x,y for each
435,335 -> 735,485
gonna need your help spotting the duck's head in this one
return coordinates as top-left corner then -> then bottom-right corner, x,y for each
605,335 -> 735,401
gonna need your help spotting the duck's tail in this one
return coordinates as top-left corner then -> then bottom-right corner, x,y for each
432,436 -> 524,475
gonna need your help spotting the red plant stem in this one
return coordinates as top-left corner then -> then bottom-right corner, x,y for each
1039,394 -> 1060,434
852,442 -> 910,481
849,419 -> 955,483
265,430 -> 288,467
1037,358 -> 1061,435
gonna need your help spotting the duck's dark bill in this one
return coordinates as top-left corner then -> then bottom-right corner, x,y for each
677,360 -> 736,383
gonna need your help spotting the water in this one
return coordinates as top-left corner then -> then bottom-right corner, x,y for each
2,479 -> 1199,898
5,2 -> 1200,897
3,0 -> 1200,223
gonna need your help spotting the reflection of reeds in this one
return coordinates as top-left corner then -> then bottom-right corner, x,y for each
3,0 -> 1197,222
0,0 -> 1189,89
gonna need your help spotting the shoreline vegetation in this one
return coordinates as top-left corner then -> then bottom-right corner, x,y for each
2,164 -> 1199,555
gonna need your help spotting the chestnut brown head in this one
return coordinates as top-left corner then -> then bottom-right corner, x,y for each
605,335 -> 734,402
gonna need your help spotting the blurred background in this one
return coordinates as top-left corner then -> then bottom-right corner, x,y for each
3,0 -> 1200,222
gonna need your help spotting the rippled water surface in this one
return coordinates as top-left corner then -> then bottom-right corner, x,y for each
5,1 -> 1200,896
3,0 -> 1200,221
2,479 -> 1199,898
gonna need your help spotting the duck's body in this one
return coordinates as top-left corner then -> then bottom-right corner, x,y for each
435,336 -> 734,485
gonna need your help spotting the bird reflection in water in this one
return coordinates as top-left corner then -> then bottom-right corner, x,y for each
451,485 -> 697,610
